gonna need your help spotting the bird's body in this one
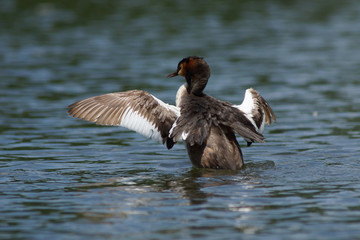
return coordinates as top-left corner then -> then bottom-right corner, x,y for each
68,56 -> 276,170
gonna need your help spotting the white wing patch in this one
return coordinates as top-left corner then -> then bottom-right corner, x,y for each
235,89 -> 261,132
182,131 -> 189,140
168,117 -> 188,142
234,88 -> 276,145
120,106 -> 162,141
67,90 -> 181,145
238,89 -> 255,114
152,95 -> 180,117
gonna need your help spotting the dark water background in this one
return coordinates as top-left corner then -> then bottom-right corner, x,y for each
1,0 -> 360,239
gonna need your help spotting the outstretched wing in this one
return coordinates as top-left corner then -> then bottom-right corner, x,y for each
67,90 -> 180,149
235,88 -> 276,146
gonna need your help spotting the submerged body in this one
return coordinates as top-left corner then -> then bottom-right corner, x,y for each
68,56 -> 276,170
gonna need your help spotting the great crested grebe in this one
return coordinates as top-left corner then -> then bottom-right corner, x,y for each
68,56 -> 276,170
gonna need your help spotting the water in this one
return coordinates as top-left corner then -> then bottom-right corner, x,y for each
1,0 -> 360,239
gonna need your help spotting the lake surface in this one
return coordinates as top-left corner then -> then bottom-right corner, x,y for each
1,0 -> 360,239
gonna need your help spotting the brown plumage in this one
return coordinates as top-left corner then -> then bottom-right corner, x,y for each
68,90 -> 178,148
67,56 -> 276,170
249,88 -> 276,127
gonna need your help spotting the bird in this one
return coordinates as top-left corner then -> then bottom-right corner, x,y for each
67,56 -> 276,170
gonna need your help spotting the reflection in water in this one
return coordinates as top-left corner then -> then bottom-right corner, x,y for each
66,168 -> 242,206
62,161 -> 276,224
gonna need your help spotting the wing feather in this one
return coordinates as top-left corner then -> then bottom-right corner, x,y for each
236,88 -> 276,131
235,88 -> 276,145
68,90 -> 180,147
169,94 -> 266,146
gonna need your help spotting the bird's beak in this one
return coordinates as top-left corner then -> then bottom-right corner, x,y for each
167,71 -> 178,78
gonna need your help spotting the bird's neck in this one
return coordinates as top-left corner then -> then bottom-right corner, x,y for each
185,75 -> 207,97
176,84 -> 187,107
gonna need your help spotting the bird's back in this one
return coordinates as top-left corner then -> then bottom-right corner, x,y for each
186,124 -> 244,170
170,93 -> 264,170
